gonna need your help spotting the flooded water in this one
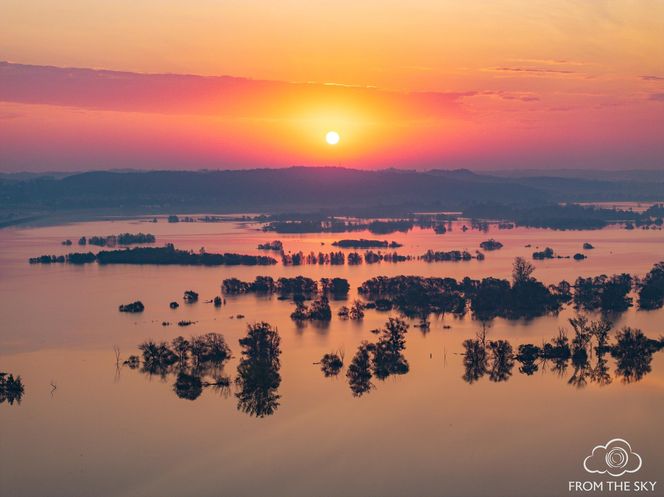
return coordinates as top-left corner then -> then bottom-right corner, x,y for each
1,217 -> 663,497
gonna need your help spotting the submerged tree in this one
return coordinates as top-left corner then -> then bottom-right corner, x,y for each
348,300 -> 365,320
512,256 -> 535,285
346,342 -> 374,397
290,295 -> 332,321
516,344 -> 540,376
638,261 -> 664,310
319,352 -> 344,377
139,340 -> 178,377
132,334 -> 231,399
235,322 -> 282,417
373,318 -> 410,380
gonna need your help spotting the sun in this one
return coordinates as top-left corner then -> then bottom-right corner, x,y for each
325,130 -> 340,145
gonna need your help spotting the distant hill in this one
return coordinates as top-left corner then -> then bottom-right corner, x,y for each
486,168 -> 664,182
1,167 -> 661,217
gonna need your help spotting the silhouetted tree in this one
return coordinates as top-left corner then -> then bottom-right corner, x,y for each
320,352 -> 344,377
235,322 -> 282,417
638,262 -> 664,310
347,342 -> 374,396
373,318 -> 410,380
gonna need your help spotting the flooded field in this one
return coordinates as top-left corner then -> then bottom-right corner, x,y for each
1,217 -> 663,497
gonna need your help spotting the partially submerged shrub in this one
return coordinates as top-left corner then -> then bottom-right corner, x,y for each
119,301 -> 144,313
320,352 -> 344,377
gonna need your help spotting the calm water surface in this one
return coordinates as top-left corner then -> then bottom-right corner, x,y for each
1,218 -> 663,497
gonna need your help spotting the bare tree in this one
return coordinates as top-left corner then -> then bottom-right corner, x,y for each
512,256 -> 535,285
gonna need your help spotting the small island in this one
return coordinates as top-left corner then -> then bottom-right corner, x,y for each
29,244 -> 277,266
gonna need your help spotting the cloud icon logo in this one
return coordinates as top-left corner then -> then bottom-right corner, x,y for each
583,439 -> 642,477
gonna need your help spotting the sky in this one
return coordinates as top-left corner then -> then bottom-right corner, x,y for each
1,0 -> 663,172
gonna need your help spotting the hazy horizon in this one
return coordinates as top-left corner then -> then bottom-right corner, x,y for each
2,164 -> 664,177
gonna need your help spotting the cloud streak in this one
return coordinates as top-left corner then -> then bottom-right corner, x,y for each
0,62 -> 469,121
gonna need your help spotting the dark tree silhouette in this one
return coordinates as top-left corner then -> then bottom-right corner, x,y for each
319,352 -> 344,377
346,342 -> 374,397
638,261 -> 664,310
235,322 -> 282,417
512,257 -> 535,285
373,318 -> 410,380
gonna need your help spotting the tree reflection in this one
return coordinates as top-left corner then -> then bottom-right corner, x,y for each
174,372 -> 203,400
235,322 -> 282,417
462,334 -> 488,383
589,354 -> 612,386
568,352 -> 592,389
0,372 -> 24,406
516,344 -> 540,376
128,333 -> 232,401
466,318 -> 663,386
611,327 -> 657,383
487,340 -> 514,382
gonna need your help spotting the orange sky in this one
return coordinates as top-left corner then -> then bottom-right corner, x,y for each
1,0 -> 663,171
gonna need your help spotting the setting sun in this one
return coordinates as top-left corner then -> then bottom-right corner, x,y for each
326,131 -> 340,145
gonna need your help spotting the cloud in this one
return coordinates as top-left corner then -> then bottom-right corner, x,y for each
0,61 -> 469,121
508,58 -> 586,66
493,92 -> 540,102
649,93 -> 664,101
0,111 -> 21,119
641,75 -> 664,81
583,439 -> 642,477
492,67 -> 577,75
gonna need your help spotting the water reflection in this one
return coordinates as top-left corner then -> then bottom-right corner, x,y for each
126,333 -> 232,401
465,318 -> 664,387
462,334 -> 488,384
487,340 -> 514,382
120,317 -> 663,414
124,326 -> 281,415
343,318 -> 411,396
612,327 -> 657,383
